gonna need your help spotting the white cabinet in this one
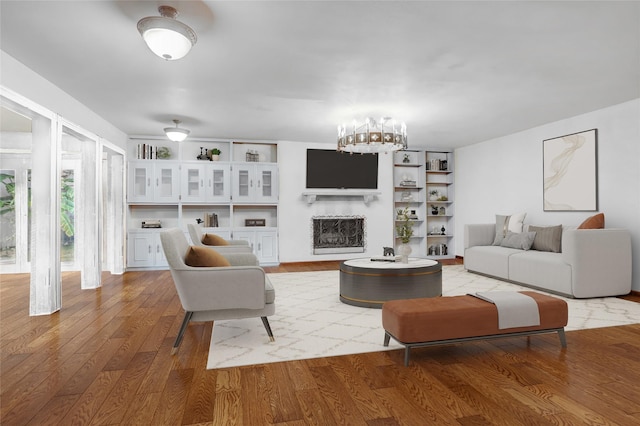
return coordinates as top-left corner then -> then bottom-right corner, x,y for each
232,163 -> 278,203
232,229 -> 278,264
128,161 -> 180,203
181,162 -> 231,203
127,231 -> 167,268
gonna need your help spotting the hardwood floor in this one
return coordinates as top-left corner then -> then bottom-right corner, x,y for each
2,262 -> 639,425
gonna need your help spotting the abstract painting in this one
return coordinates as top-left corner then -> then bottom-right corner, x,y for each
543,129 -> 598,211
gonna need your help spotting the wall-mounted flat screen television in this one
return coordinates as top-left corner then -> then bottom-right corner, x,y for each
306,149 -> 378,189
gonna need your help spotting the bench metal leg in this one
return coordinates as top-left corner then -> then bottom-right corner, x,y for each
383,332 -> 390,347
262,317 -> 275,342
172,311 -> 193,355
558,328 -> 567,348
404,347 -> 411,366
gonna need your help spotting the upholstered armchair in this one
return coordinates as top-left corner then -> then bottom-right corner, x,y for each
160,228 -> 275,354
187,223 -> 253,253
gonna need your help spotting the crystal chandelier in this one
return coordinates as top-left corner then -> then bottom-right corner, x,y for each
337,117 -> 407,154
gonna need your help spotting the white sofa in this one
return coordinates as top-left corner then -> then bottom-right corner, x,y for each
464,224 -> 632,298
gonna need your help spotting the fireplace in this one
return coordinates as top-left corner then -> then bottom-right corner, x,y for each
312,216 -> 365,254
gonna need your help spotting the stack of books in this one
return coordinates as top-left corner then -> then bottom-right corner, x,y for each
204,213 -> 219,227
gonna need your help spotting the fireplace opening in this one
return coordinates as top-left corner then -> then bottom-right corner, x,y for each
312,216 -> 365,254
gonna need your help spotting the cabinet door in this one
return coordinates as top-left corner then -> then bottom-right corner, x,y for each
127,232 -> 155,267
255,164 -> 278,203
232,164 -> 254,202
128,162 -> 153,202
205,163 -> 231,202
154,163 -> 180,202
230,230 -> 256,251
255,230 -> 278,263
181,163 -> 205,202
153,233 -> 168,267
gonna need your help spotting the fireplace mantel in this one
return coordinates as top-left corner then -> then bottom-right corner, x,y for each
302,190 -> 381,205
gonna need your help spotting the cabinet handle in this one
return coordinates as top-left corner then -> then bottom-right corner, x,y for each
258,243 -> 261,251
250,179 -> 253,187
201,179 -> 203,187
258,180 -> 261,187
156,178 -> 159,187
148,178 -> 151,187
208,179 -> 212,187
148,245 -> 152,254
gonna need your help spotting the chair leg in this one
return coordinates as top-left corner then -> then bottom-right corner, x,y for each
172,311 -> 193,355
261,316 -> 275,342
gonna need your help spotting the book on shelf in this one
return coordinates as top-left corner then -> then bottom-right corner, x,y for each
204,213 -> 219,227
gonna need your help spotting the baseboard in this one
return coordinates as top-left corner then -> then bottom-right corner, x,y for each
630,290 -> 640,297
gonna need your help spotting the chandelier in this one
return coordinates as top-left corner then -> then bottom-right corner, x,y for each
337,117 -> 407,154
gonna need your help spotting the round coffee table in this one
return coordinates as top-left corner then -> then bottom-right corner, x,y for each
339,257 -> 442,308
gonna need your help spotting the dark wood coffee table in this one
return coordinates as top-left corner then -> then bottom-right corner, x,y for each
339,257 -> 442,308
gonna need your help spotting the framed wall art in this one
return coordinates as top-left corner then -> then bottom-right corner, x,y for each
543,129 -> 598,211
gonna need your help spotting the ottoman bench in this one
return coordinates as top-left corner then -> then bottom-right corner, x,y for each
382,291 -> 568,366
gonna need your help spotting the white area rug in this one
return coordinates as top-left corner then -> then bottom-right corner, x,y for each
207,265 -> 640,369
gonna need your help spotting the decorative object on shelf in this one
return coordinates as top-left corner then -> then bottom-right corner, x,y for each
337,117 -> 407,154
429,190 -> 439,201
246,150 -> 260,162
141,219 -> 162,228
156,146 -> 171,159
431,205 -> 439,215
401,191 -> 413,202
210,148 -> 221,161
137,5 -> 197,61
428,243 -> 448,256
431,226 -> 439,235
402,154 -> 411,163
438,195 -> 448,201
441,226 -> 446,235
383,247 -> 395,257
427,159 -> 448,171
164,119 -> 190,142
195,218 -> 203,224
196,146 -> 210,161
409,210 -> 418,220
245,219 -> 266,227
439,206 -> 446,216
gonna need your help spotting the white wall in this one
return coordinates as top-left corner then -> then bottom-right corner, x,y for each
455,99 -> 640,291
278,141 -> 395,262
1,51 -> 127,149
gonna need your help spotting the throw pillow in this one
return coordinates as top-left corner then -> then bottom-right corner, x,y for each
492,212 -> 527,245
529,225 -> 563,253
577,213 -> 605,229
202,233 -> 230,246
500,231 -> 536,250
184,246 -> 231,267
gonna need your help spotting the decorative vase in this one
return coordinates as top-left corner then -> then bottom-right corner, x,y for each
210,155 -> 220,161
397,244 -> 412,263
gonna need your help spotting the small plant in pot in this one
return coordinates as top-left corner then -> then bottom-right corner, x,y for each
429,190 -> 439,201
209,148 -> 221,161
395,207 -> 414,263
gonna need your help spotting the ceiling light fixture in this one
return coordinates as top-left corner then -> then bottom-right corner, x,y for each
164,119 -> 190,142
337,117 -> 407,154
137,5 -> 197,61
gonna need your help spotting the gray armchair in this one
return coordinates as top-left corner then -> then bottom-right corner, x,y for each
160,228 -> 275,354
187,223 -> 253,253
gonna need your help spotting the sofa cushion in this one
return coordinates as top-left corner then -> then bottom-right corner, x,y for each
464,246 -> 522,280
492,212 -> 527,245
529,225 -> 562,253
577,213 -> 605,229
508,251 -> 573,297
500,231 -> 536,250
184,246 -> 231,267
202,233 -> 230,246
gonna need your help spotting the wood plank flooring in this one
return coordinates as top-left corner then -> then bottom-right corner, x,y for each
2,261 -> 639,425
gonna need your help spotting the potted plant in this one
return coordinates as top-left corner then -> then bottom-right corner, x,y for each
210,148 -> 221,161
395,207 -> 414,263
429,189 -> 439,201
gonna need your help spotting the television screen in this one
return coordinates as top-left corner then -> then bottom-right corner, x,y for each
306,149 -> 378,189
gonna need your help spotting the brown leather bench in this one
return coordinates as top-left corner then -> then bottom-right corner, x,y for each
382,291 -> 568,366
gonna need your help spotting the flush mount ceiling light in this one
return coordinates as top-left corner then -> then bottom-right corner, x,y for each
337,117 -> 407,154
164,119 -> 190,142
137,5 -> 197,60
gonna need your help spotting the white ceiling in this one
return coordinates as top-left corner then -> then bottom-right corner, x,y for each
1,1 -> 639,149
